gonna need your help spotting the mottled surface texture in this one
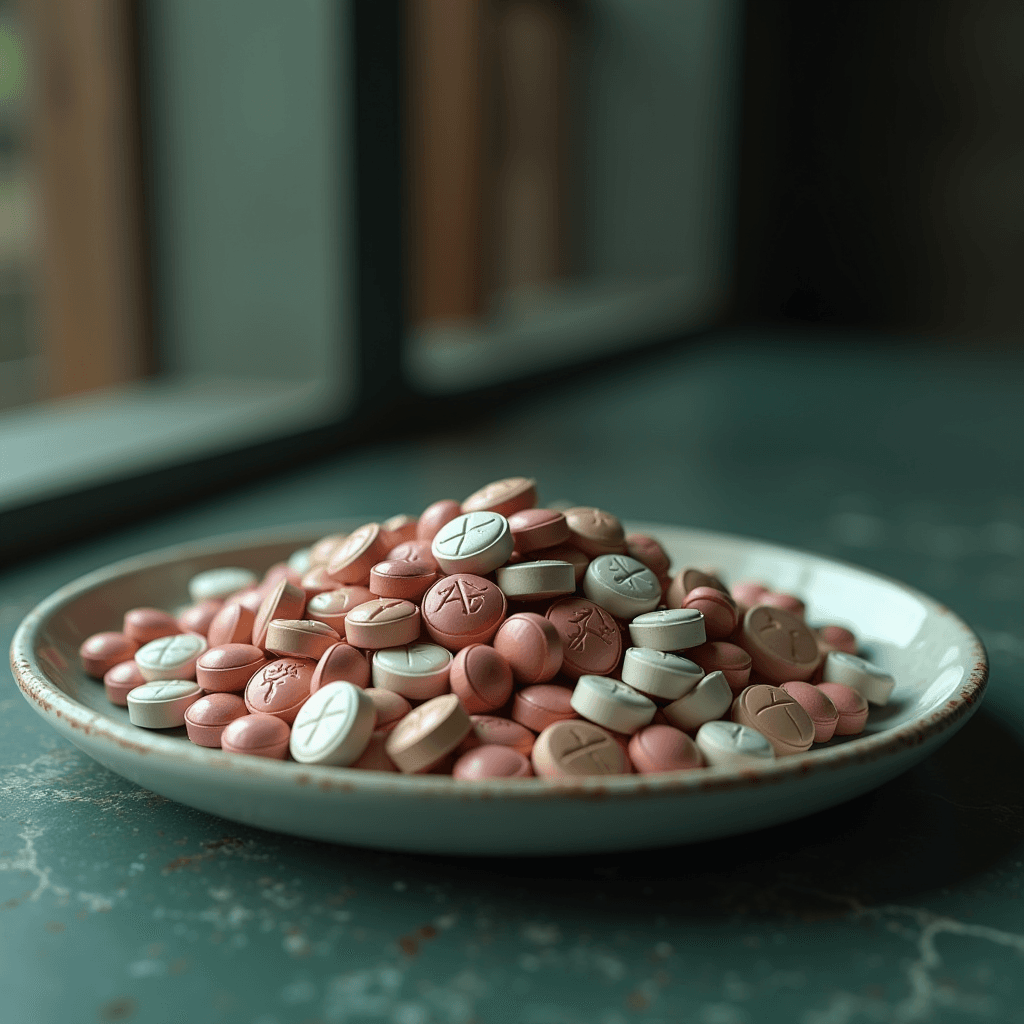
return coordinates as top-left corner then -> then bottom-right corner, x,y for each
3,333 -> 1024,1023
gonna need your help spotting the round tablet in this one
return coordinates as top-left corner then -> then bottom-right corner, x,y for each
350,732 -> 399,771
176,599 -> 223,636
421,574 -> 507,650
563,507 -> 626,557
582,554 -> 661,619
780,680 -> 839,743
453,745 -> 533,780
344,599 -> 421,649
207,602 -> 256,647
259,561 -> 302,594
759,592 -> 806,617
529,543 -> 589,583
491,613 -> 563,685
309,533 -> 347,567
385,693 -> 473,773
627,608 -> 706,651
816,682 -> 869,735
299,565 -> 338,599
620,647 -> 704,700
386,539 -> 440,572
662,670 -> 732,732
506,508 -> 570,553
512,683 -> 578,732
288,546 -> 312,575
80,632 -> 139,678
695,720 -> 776,769
685,641 -> 752,695
431,511 -> 515,576
311,642 -> 372,692
730,684 -> 815,756
195,643 -> 267,693
368,559 -> 437,601
381,513 -> 418,547
495,560 -> 576,601
252,578 -> 306,649
416,498 -> 462,542
666,568 -> 730,606
372,643 -> 453,700
225,587 -> 264,615
189,567 -> 258,603
822,651 -> 895,706
624,534 -> 671,578
306,585 -> 374,635
221,713 -> 291,759
135,632 -> 207,682
628,725 -> 704,773
461,476 -> 538,517
570,675 -> 656,735
730,581 -> 769,608
127,680 -> 203,729
679,586 -> 738,641
545,598 -> 622,680
741,605 -> 821,683
103,660 -> 147,706
448,644 -> 514,713
184,693 -> 248,747
363,688 -> 412,732
531,720 -> 627,778
122,608 -> 180,646
265,619 -> 341,660
244,657 -> 314,722
816,625 -> 858,656
326,523 -> 390,585
289,681 -> 376,766
459,715 -> 535,756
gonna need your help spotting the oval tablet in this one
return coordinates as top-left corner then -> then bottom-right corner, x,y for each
123,608 -> 180,646
695,720 -> 775,769
545,598 -> 622,680
491,613 -> 563,685
207,602 -> 256,647
184,693 -> 248,747
512,683 -> 578,732
461,476 -> 537,517
583,554 -> 662,619
311,642 -> 371,692
127,680 -> 203,729
252,578 -> 306,650
816,625 -> 858,656
344,599 -> 421,650
421,574 -> 507,650
306,585 -> 374,635
531,720 -> 627,778
385,693 -> 472,773
453,745 -> 533,780
290,681 -> 376,766
816,682 -> 869,735
507,508 -> 570,553
189,567 -> 258,603
822,651 -> 895,706
662,670 -> 732,732
570,675 -> 656,735
135,632 -> 207,682
363,688 -> 412,732
196,643 -> 268,693
780,680 -> 839,743
265,618 -> 341,660
459,715 -> 535,756
495,560 -> 575,601
685,641 -> 752,695
628,725 -> 704,773
368,559 -> 437,601
730,684 -> 815,756
80,632 -> 139,678
244,657 -> 314,722
176,599 -> 223,637
326,523 -> 389,585
103,659 -> 147,706
741,605 -> 821,683
221,713 -> 291,759
431,511 -> 515,576
628,608 -> 706,651
372,643 -> 453,700
620,647 -> 704,700
449,644 -> 514,714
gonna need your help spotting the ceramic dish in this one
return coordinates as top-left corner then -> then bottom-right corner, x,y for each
10,522 -> 987,855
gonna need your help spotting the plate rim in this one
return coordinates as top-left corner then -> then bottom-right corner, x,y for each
10,521 -> 989,802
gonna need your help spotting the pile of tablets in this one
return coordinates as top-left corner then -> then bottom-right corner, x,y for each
78,477 -> 895,779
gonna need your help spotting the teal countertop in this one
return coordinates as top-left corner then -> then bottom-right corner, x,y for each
3,331 -> 1023,1024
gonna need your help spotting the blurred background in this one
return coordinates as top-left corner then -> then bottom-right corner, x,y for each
1,0 -> 1022,554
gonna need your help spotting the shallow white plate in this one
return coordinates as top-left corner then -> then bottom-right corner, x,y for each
10,523 -> 988,855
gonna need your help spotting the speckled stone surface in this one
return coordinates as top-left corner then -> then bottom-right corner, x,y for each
3,332 -> 1024,1024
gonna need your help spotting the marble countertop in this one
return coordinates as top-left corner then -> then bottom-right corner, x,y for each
3,331 -> 1023,1024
